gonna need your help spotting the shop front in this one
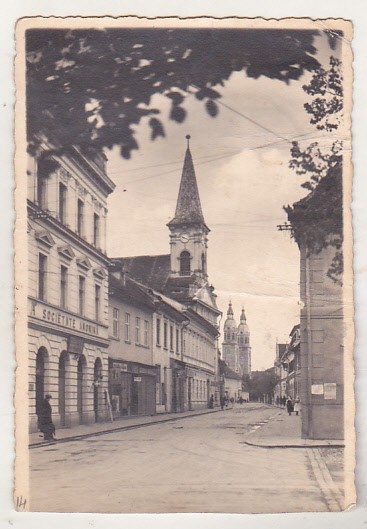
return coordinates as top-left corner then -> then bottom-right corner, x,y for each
109,359 -> 156,418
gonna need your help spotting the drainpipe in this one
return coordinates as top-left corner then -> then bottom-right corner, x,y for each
305,248 -> 313,438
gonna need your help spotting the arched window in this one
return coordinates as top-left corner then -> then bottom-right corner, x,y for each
180,251 -> 191,276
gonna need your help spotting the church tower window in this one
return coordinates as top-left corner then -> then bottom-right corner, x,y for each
201,252 -> 206,274
180,250 -> 191,276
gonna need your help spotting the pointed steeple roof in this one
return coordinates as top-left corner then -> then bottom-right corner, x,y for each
227,301 -> 234,318
240,308 -> 246,322
167,136 -> 209,230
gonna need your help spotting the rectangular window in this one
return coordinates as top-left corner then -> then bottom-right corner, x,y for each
37,174 -> 47,209
77,199 -> 84,237
170,325 -> 174,351
144,320 -> 149,347
176,329 -> 180,353
38,253 -> 47,301
60,265 -> 68,309
163,321 -> 168,349
93,213 -> 100,247
125,313 -> 130,341
135,317 -> 141,344
59,182 -> 67,224
79,276 -> 85,316
112,308 -> 120,338
156,318 -> 161,346
95,284 -> 101,321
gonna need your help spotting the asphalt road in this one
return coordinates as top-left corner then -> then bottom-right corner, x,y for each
30,404 -> 331,513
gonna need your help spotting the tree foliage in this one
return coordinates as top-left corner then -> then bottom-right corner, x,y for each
243,370 -> 278,401
26,27 -> 321,157
285,56 -> 343,284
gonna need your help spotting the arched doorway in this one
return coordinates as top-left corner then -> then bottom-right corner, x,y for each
58,352 -> 68,427
77,355 -> 86,424
35,347 -> 48,426
93,358 -> 102,422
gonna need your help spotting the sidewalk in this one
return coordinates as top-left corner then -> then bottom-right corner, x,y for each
243,408 -> 344,448
29,407 -> 220,448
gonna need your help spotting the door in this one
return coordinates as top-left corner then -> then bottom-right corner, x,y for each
35,348 -> 46,425
58,353 -> 67,426
77,356 -> 85,424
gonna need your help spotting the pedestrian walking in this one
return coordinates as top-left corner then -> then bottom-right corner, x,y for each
209,394 -> 214,409
286,396 -> 294,416
294,396 -> 301,416
282,395 -> 287,407
39,394 -> 56,441
220,394 -> 226,410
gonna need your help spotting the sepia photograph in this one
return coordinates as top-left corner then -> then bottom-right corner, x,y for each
14,16 -> 354,514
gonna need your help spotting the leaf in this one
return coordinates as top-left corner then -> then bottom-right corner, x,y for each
166,91 -> 184,105
205,99 -> 218,117
169,105 -> 186,123
148,117 -> 165,140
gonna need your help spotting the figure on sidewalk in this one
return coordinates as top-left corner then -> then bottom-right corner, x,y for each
282,395 -> 287,407
39,394 -> 56,441
220,394 -> 226,410
286,396 -> 294,416
209,394 -> 214,409
294,396 -> 300,416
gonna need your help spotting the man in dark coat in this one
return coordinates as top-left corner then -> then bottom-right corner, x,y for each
39,394 -> 56,441
286,397 -> 294,416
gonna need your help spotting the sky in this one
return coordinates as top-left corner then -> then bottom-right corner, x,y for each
105,34 -> 338,370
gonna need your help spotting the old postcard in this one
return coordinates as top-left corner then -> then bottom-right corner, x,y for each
14,16 -> 354,513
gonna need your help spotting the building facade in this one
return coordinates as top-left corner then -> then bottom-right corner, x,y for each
222,302 -> 251,376
112,139 -> 221,412
27,144 -> 115,431
288,164 -> 344,440
108,271 -> 157,418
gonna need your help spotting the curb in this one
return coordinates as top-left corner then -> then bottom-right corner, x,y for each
242,440 -> 345,449
29,408 -> 222,449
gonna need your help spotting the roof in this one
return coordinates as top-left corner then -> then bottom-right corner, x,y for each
112,255 -> 171,292
167,147 -> 209,230
109,273 -> 156,311
219,359 -> 242,381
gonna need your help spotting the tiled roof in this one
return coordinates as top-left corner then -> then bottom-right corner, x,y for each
219,359 -> 242,380
112,254 -> 171,292
109,273 -> 155,310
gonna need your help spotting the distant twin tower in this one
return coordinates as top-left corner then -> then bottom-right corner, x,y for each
222,302 -> 251,376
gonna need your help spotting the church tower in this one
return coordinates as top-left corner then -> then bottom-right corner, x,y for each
167,135 -> 209,284
238,308 -> 251,375
166,136 -> 220,325
222,301 -> 240,373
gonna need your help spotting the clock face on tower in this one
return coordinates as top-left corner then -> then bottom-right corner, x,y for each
180,233 -> 189,243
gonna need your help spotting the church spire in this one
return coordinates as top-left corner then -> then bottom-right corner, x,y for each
227,301 -> 234,318
240,307 -> 246,322
167,136 -> 208,230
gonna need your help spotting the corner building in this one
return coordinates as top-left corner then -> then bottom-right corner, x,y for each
27,144 -> 115,431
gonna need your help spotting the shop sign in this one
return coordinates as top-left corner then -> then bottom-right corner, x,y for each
112,362 -> 128,371
29,298 -> 101,337
134,376 -> 142,382
324,383 -> 337,400
311,384 -> 324,395
68,336 -> 85,355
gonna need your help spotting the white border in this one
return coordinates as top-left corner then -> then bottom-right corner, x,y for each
2,1 -> 367,528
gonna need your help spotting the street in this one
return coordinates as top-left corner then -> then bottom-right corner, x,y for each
30,404 -> 343,513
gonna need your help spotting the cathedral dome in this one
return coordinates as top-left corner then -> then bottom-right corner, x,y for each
223,301 -> 237,330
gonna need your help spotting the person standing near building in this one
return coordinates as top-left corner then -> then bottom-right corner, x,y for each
286,396 -> 294,416
294,396 -> 301,416
39,394 -> 56,441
